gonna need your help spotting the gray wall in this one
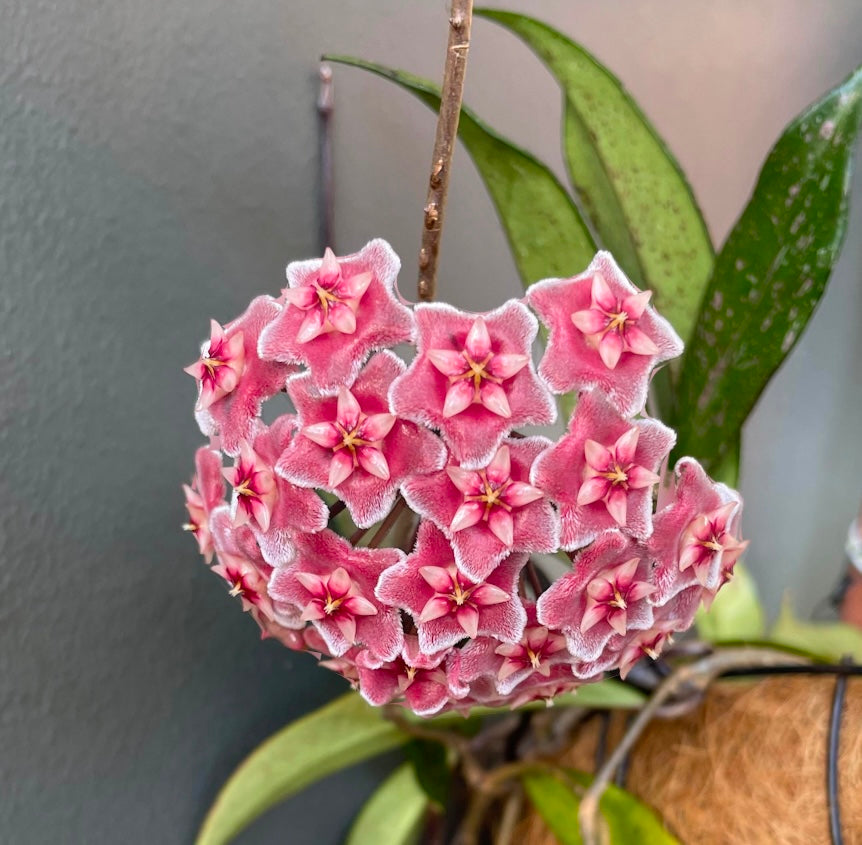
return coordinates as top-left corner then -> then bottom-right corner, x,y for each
2,1 -> 861,843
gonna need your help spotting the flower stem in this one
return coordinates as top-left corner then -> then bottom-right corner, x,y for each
417,0 -> 474,302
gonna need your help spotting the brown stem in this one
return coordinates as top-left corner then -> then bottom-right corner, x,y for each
367,496 -> 408,548
577,646 -> 811,845
328,499 -> 346,520
525,559 -> 544,599
417,0 -> 474,301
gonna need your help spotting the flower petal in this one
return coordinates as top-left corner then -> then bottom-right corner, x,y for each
319,247 -> 341,284
465,316 -> 492,359
446,465 -> 483,495
327,567 -> 352,599
343,595 -> 379,617
450,502 -> 485,533
606,487 -> 628,526
328,301 -> 357,335
443,380 -> 475,418
357,446 -> 390,480
598,331 -> 624,369
576,476 -> 610,506
625,325 -> 660,356
282,286 -> 318,309
622,289 -> 652,320
486,446 -> 511,485
295,571 -> 327,599
428,349 -> 468,377
419,565 -> 455,593
456,605 -> 480,638
626,465 -> 660,489
580,603 -> 608,633
591,272 -> 617,312
571,308 -> 608,335
336,270 -> 373,301
419,595 -> 452,623
479,382 -> 511,418
503,481 -> 544,508
302,422 -> 342,449
488,509 -> 514,547
487,353 -> 529,380
328,450 -> 355,488
336,387 -> 362,431
358,413 -> 396,442
614,427 -> 640,466
334,614 -> 357,644
470,583 -> 509,606
584,439 -> 613,472
296,308 -> 326,344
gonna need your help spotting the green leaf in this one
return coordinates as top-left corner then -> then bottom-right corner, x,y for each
675,65 -> 862,472
696,563 -> 766,642
522,768 -> 679,844
402,739 -> 451,809
770,595 -> 862,662
325,55 -> 596,286
196,693 -> 407,845
476,10 -> 714,346
346,764 -> 428,845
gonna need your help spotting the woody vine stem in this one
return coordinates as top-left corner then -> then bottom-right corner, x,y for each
417,0 -> 474,302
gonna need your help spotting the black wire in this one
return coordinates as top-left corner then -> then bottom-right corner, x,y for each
720,663 -> 862,679
828,665 -> 849,845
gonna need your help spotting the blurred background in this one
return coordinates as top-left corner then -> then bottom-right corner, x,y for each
1,1 -> 861,842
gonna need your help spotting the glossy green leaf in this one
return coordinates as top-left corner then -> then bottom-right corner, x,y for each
196,693 -> 407,845
346,764 -> 428,845
476,10 -> 714,346
770,595 -> 862,662
696,563 -> 766,642
522,768 -> 679,844
325,55 -> 596,286
675,65 -> 862,471
402,739 -> 451,809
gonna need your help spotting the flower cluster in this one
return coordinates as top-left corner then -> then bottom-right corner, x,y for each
183,241 -> 747,716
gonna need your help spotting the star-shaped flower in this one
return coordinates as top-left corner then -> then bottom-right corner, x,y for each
187,297 -> 296,456
376,521 -> 527,653
647,457 -> 748,605
389,301 -> 555,469
527,252 -> 683,417
223,419 -> 329,567
212,553 -> 274,619
537,530 -> 655,662
531,390 -> 674,550
182,446 -> 226,562
617,627 -> 675,680
257,239 -> 414,395
355,639 -> 454,717
402,438 -> 559,581
451,604 -> 571,697
278,352 -> 446,528
268,528 -> 404,661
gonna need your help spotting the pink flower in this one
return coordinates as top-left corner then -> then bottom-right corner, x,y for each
223,419 -> 329,567
209,505 -> 271,579
531,390 -> 674,550
187,297 -> 296,456
376,521 -> 527,652
258,239 -> 414,395
356,641 -> 454,717
278,352 -> 446,528
617,627 -> 674,680
527,252 -> 683,417
402,438 -> 559,581
647,458 -> 748,605
452,605 -> 571,697
269,528 -> 404,661
389,301 -> 555,469
537,531 -> 655,662
212,553 -> 273,619
182,446 -> 226,562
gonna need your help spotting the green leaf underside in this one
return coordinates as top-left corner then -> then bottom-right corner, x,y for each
770,595 -> 862,662
696,563 -> 766,642
476,10 -> 714,347
346,764 -> 428,845
522,768 -> 679,845
324,55 -> 596,286
675,65 -> 862,472
195,693 -> 407,845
